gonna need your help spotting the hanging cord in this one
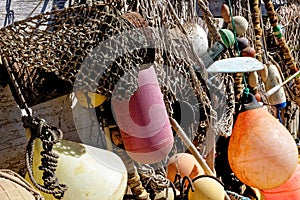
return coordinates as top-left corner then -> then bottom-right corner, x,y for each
4,0 -> 14,26
23,116 -> 68,199
263,0 -> 297,74
227,0 -> 250,98
2,56 -> 67,198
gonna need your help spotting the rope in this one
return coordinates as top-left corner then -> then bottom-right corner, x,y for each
23,116 -> 68,199
4,0 -> 14,26
2,56 -> 31,116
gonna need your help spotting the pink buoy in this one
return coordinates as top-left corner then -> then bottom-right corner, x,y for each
112,66 -> 174,164
262,164 -> 300,200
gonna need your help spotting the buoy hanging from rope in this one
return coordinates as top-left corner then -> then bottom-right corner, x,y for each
112,66 -> 174,164
24,123 -> 127,200
228,94 -> 298,190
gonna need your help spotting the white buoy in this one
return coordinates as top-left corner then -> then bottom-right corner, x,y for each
25,129 -> 127,200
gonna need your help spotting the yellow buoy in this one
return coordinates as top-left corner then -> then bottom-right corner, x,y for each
188,176 -> 226,200
25,129 -> 127,200
74,90 -> 106,108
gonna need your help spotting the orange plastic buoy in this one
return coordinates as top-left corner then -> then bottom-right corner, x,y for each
167,153 -> 205,186
228,94 -> 298,190
261,164 -> 300,200
220,4 -> 231,23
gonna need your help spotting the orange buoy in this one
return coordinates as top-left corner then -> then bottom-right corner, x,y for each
220,4 -> 231,23
261,164 -> 300,200
228,94 -> 298,190
167,153 -> 205,186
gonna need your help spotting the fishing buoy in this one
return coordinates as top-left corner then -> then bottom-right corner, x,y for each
183,23 -> 208,56
264,64 -> 286,109
220,4 -> 231,23
248,71 -> 259,88
167,153 -> 205,186
25,128 -> 127,200
112,66 -> 174,164
187,176 -> 226,200
236,37 -> 249,51
219,29 -> 235,48
228,94 -> 298,190
259,64 -> 269,82
0,169 -> 43,200
241,46 -> 256,57
75,90 -> 106,108
228,16 -> 249,36
261,164 -> 300,200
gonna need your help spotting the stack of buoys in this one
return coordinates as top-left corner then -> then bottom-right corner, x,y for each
112,66 -> 174,164
25,128 -> 128,200
228,94 -> 298,190
0,169 -> 43,200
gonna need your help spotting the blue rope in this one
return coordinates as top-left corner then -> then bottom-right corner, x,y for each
4,0 -> 14,26
41,0 -> 50,14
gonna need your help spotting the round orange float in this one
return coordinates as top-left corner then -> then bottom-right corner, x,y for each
167,153 -> 205,186
228,94 -> 298,190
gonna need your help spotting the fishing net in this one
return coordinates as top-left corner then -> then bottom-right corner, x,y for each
0,0 -> 235,198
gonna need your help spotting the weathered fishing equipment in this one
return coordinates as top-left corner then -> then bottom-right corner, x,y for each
112,66 -> 174,164
0,0 -> 242,199
23,117 -> 128,200
228,94 -> 298,190
0,169 -> 43,200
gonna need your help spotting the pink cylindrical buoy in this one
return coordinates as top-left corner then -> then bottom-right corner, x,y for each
261,164 -> 300,200
112,66 -> 174,164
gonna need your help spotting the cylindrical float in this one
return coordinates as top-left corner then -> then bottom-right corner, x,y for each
261,164 -> 300,200
25,130 -> 127,200
228,94 -> 298,190
112,66 -> 174,164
